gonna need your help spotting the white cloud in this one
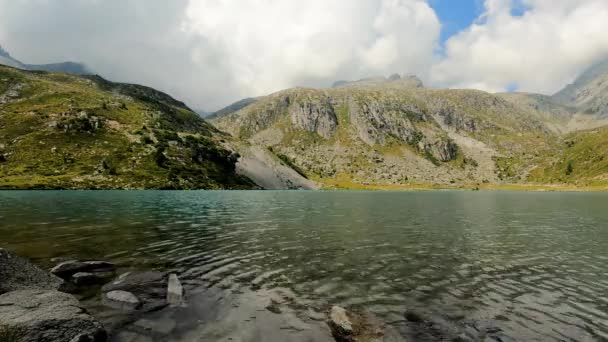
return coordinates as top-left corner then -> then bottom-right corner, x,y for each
0,0 -> 440,110
432,0 -> 608,94
182,0 -> 440,101
1,0 -> 608,110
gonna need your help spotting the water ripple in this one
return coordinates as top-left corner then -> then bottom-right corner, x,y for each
1,190 -> 608,340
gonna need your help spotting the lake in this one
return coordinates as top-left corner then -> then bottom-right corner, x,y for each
1,190 -> 607,341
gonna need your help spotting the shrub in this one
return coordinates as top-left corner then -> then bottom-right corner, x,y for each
566,161 -> 574,175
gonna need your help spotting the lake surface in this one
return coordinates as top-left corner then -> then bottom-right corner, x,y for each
1,190 -> 608,341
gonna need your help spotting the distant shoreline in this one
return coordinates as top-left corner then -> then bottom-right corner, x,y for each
1,183 -> 607,192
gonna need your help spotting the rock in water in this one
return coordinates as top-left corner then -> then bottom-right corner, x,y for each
103,290 -> 142,311
167,273 -> 183,305
72,271 -> 115,286
0,248 -> 63,294
102,271 -> 168,312
51,260 -> 115,279
0,290 -> 106,342
328,306 -> 354,341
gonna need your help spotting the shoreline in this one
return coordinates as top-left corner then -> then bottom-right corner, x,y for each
1,184 -> 608,192
0,249 -> 502,342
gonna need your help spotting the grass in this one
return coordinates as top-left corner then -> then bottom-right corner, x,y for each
0,65 -> 253,190
528,126 -> 608,186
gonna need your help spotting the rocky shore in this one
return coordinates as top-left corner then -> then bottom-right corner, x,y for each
1,248 -> 506,342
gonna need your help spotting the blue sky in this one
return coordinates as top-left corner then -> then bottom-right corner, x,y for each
429,0 -> 484,44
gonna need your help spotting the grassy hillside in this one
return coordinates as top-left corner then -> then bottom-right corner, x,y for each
529,126 -> 608,186
0,65 -> 253,189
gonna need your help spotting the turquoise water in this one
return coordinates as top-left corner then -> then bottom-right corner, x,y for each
1,190 -> 608,340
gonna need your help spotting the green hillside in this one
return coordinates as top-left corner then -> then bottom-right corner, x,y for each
0,65 -> 253,189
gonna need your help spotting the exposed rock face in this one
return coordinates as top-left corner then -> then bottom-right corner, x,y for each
0,248 -> 63,294
290,100 -> 338,139
0,290 -> 106,342
427,138 -> 459,162
350,99 -> 426,145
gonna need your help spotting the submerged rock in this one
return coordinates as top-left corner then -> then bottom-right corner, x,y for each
102,271 -> 168,312
0,248 -> 63,294
103,290 -> 142,311
72,271 -> 115,286
167,273 -> 183,305
51,260 -> 115,280
329,306 -> 354,341
0,290 -> 106,342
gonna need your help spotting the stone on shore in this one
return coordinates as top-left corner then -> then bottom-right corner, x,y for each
167,273 -> 183,305
0,290 -> 106,342
51,260 -> 115,280
329,306 -> 354,341
103,290 -> 142,311
0,248 -> 63,294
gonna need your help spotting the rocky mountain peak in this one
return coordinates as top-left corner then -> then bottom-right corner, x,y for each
552,58 -> 608,117
331,73 -> 424,89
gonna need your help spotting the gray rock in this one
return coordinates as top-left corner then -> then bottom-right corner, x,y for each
290,100 -> 338,139
0,290 -> 106,342
167,273 -> 183,305
51,260 -> 115,279
0,248 -> 63,295
103,290 -> 141,311
328,306 -> 353,341
102,271 -> 165,294
72,271 -> 115,286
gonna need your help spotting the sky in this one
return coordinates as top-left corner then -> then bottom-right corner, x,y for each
1,0 -> 608,111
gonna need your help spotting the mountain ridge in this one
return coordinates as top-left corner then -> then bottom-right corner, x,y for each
211,65 -> 608,189
0,45 -> 92,76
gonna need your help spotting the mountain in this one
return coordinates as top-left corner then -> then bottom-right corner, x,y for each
553,59 -> 608,118
0,46 -> 25,69
0,45 -> 91,75
207,97 -> 258,120
0,64 -> 254,189
211,72 -> 608,189
24,62 -> 91,75
332,74 -> 424,89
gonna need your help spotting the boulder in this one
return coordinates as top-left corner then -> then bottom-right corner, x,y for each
167,273 -> 183,305
51,260 -> 115,280
328,306 -> 354,341
0,290 -> 106,342
0,248 -> 63,295
103,290 -> 141,311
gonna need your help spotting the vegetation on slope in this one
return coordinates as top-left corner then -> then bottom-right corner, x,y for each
0,65 -> 253,189
529,126 -> 608,186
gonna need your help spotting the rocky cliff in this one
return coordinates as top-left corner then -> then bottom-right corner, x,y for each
212,72 -> 608,189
